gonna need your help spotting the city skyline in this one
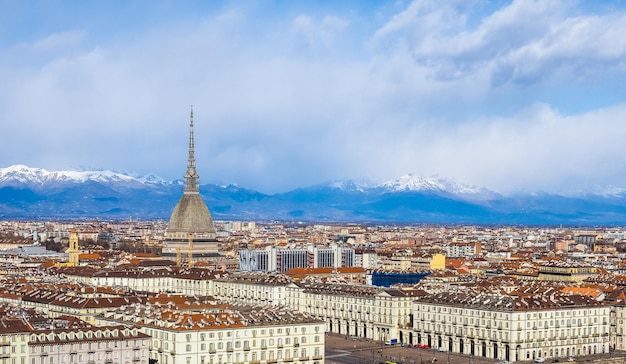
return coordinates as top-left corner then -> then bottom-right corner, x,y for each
2,1 -> 626,194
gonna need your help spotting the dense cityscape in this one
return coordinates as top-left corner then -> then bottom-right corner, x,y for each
5,1 -> 626,364
1,112 -> 626,364
2,219 -> 626,364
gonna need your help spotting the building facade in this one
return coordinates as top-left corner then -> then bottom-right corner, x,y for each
285,282 -> 416,342
239,245 -> 355,273
98,301 -> 325,364
410,291 -> 610,362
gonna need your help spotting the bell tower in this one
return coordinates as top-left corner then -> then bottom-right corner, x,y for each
67,228 -> 80,267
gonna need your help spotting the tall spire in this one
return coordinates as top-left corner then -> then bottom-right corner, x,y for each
184,105 -> 199,194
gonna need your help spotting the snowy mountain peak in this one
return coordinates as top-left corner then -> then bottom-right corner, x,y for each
327,178 -> 375,192
379,174 -> 483,195
0,165 -> 165,187
137,173 -> 168,184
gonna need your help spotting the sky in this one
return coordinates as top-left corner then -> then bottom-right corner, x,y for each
2,0 -> 626,195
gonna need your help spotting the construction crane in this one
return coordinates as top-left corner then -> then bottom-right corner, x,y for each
176,244 -> 182,266
187,233 -> 193,267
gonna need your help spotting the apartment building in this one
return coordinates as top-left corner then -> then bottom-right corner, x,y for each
29,323 -> 150,364
55,266 -> 227,296
239,245 -> 355,272
536,261 -> 598,282
445,242 -> 477,257
0,317 -> 30,364
285,281 -> 418,342
411,291 -> 610,362
0,287 -> 144,325
212,272 -> 293,306
98,301 -> 325,364
0,304 -> 149,364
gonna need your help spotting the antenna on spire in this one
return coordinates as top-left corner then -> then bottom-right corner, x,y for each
184,105 -> 199,194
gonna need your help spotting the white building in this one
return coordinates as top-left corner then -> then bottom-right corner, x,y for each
97,300 -> 325,364
55,266 -> 226,297
212,272 -> 292,306
0,317 -> 30,364
29,324 -> 150,364
285,281 -> 417,342
239,245 -> 355,272
411,291 -> 610,362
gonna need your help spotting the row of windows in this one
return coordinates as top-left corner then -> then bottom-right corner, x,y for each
415,323 -> 607,341
158,346 -> 323,364
182,335 -> 322,352
418,305 -> 606,320
151,325 -> 316,343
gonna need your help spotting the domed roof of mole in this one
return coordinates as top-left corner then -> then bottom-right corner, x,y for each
167,194 -> 216,234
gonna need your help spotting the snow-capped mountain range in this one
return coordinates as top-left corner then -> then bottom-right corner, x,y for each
2,164 -> 626,225
0,165 -> 492,197
0,165 -> 173,187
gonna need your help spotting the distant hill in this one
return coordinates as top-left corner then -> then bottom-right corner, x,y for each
2,165 -> 626,225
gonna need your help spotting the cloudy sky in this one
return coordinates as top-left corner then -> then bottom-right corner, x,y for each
2,0 -> 626,194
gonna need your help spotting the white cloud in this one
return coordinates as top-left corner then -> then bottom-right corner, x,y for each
2,1 -> 626,194
26,30 -> 87,52
292,14 -> 349,51
371,0 -> 626,87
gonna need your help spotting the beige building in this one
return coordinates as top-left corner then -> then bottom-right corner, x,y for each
285,281 -> 417,342
29,324 -> 150,364
98,300 -> 325,364
55,266 -> 225,297
537,261 -> 597,282
0,317 -> 29,364
212,272 -> 293,306
411,291 -> 609,362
